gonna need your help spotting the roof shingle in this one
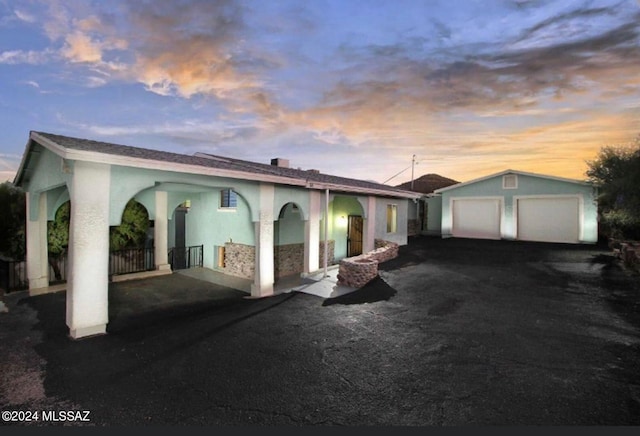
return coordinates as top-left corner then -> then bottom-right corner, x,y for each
31,131 -> 417,197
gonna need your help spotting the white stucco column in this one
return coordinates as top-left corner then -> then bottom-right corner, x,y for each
304,190 -> 321,274
251,183 -> 274,297
26,192 -> 49,291
364,196 -> 376,253
66,161 -> 111,339
154,191 -> 171,271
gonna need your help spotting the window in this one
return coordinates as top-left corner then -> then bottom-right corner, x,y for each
503,174 -> 518,189
386,204 -> 397,233
220,189 -> 237,208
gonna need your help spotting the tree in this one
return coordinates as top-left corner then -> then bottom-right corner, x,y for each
47,201 -> 70,281
110,199 -> 150,251
0,181 -> 25,260
586,138 -> 640,240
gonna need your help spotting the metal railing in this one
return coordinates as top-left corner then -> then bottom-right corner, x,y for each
0,259 -> 27,292
168,245 -> 203,270
109,248 -> 155,276
2,245 -> 204,291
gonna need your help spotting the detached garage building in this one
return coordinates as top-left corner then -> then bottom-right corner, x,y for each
434,170 -> 598,244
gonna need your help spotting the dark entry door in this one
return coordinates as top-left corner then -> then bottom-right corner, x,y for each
347,215 -> 363,257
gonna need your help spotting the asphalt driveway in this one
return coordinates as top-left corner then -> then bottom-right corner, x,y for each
1,236 -> 639,426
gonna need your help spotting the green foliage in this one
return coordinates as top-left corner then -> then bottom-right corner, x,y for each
48,201 -> 70,257
601,209 -> 640,241
0,183 -> 150,261
110,199 -> 149,251
586,139 -> 640,240
0,181 -> 26,259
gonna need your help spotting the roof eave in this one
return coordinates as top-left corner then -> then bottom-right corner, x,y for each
434,169 -> 591,193
306,181 -> 421,199
30,132 -> 308,188
25,132 -> 422,198
13,138 -> 33,187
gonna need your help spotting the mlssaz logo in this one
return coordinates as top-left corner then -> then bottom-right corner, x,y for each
42,410 -> 91,422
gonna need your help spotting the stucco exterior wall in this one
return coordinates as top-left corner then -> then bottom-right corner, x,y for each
109,165 -> 266,224
275,202 -> 305,245
274,187 -> 310,220
22,146 -> 72,221
184,190 -> 254,269
424,196 -> 443,235
440,173 -> 598,243
374,198 -> 409,246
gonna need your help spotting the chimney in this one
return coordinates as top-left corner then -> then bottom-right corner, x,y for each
270,158 -> 289,168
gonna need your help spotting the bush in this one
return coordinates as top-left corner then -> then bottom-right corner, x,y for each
601,208 -> 640,241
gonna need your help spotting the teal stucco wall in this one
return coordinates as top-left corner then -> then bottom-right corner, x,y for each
374,197 -> 409,246
425,196 -> 443,235
439,172 -> 598,243
184,190 -> 254,269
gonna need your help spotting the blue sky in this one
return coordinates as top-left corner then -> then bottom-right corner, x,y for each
1,0 -> 639,185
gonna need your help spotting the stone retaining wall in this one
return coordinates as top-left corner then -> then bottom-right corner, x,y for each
616,241 -> 640,271
337,240 -> 400,288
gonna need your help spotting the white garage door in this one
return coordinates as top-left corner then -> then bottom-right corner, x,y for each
452,198 -> 501,240
517,197 -> 579,243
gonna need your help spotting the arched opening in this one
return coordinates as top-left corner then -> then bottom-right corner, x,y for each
48,200 -> 70,284
108,199 -> 152,277
274,202 -> 304,279
169,200 -> 191,270
330,196 -> 365,260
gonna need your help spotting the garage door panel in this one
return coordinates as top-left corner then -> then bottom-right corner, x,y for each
452,199 -> 501,240
517,197 -> 579,243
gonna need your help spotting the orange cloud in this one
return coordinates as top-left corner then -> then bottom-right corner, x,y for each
61,31 -> 102,63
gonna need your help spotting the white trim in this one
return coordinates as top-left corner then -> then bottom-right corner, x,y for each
306,181 -> 420,199
513,194 -> 584,243
434,169 -> 591,193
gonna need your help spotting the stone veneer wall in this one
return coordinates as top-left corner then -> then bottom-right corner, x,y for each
407,219 -> 419,236
319,240 -> 335,267
224,240 -> 336,280
274,243 -> 304,278
337,239 -> 399,288
224,242 -> 255,279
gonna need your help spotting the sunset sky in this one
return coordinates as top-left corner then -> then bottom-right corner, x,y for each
1,0 -> 639,186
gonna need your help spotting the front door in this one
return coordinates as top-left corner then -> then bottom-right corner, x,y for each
347,215 -> 363,257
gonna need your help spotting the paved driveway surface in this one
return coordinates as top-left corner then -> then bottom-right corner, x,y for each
1,236 -> 639,426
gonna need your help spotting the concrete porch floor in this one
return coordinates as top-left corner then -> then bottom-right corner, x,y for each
176,265 -> 358,299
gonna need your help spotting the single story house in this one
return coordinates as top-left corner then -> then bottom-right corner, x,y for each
14,131 -> 420,339
430,169 -> 598,244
